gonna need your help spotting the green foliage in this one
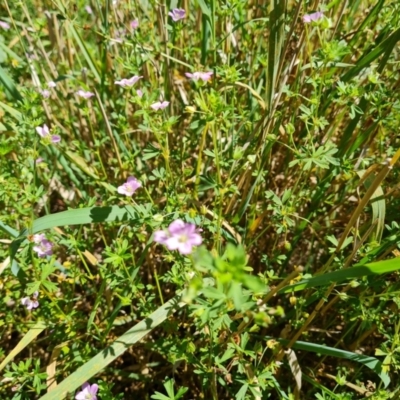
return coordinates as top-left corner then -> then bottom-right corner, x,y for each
1,0 -> 400,399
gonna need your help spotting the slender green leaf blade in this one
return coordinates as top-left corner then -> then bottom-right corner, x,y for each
267,338 -> 390,387
0,65 -> 23,101
9,206 -> 141,260
0,321 -> 47,372
279,257 -> 400,294
38,297 -> 185,400
0,221 -> 19,238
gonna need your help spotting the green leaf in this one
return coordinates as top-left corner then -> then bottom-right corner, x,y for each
343,26 -> 400,82
266,0 -> 286,113
10,206 -> 140,260
0,65 -> 22,102
151,394 -> 170,400
143,143 -> 161,160
0,221 -> 19,238
0,99 -> 22,120
0,321 -> 47,372
68,22 -> 101,82
38,297 -> 185,400
27,206 -> 139,235
357,170 -> 385,243
278,257 -> 400,294
196,0 -> 211,18
267,338 -> 390,387
64,151 -> 100,180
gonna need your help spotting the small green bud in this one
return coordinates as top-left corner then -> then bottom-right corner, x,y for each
247,154 -> 256,164
185,106 -> 196,114
233,147 -> 244,160
153,214 -> 164,223
286,122 -> 295,135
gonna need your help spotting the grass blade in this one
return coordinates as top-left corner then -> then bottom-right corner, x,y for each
24,205 -> 139,236
0,321 -> 47,372
38,297 -> 185,400
68,22 -> 101,83
279,257 -> 400,294
9,206 -> 141,260
343,27 -> 400,82
265,0 -> 286,113
358,170 -> 386,243
268,338 -> 390,388
0,221 -> 19,238
0,65 -> 23,102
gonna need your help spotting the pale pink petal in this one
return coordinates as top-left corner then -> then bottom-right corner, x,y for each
40,89 -> 51,98
177,241 -> 193,255
165,236 -> 180,250
31,300 -> 39,309
33,233 -> 46,243
36,125 -> 50,137
154,230 -> 168,244
0,21 -> 10,30
189,233 -> 202,246
21,297 -> 29,306
168,219 -> 186,234
117,185 -> 128,195
303,11 -> 324,23
51,135 -> 61,143
89,384 -> 99,395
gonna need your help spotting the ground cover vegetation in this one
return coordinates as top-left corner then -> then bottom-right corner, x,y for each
1,0 -> 400,399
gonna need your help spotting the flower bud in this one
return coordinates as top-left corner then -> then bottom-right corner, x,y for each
185,106 -> 196,114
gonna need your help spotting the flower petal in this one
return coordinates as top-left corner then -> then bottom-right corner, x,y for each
177,241 -> 193,255
90,384 -> 99,394
165,236 -> 180,250
153,230 -> 168,244
168,219 -> 186,234
51,135 -> 61,143
189,233 -> 202,246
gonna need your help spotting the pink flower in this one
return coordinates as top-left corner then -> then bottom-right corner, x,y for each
151,101 -> 169,110
85,5 -> 93,14
136,89 -> 143,98
303,11 -> 324,23
36,125 -> 50,138
0,21 -> 10,30
50,135 -> 61,143
35,157 -> 44,164
33,234 -> 46,243
154,219 -> 202,255
33,233 -> 54,257
117,176 -> 141,196
168,8 -> 186,22
75,382 -> 98,400
40,89 -> 51,98
115,75 -> 142,87
33,233 -> 54,256
48,81 -> 57,88
21,291 -> 39,310
130,19 -> 139,29
36,124 -> 61,144
185,71 -> 213,82
76,90 -> 95,99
